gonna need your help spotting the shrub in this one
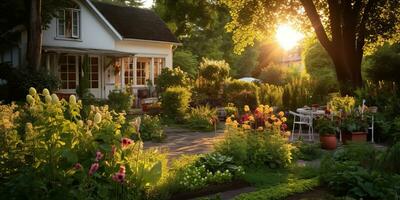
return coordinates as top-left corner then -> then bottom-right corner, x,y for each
186,105 -> 217,131
223,80 -> 259,112
224,103 -> 238,118
139,114 -> 165,142
259,83 -> 283,108
216,129 -> 294,168
0,87 -> 167,200
107,90 -> 133,112
156,67 -> 191,93
0,64 -> 59,102
194,58 -> 230,106
328,95 -> 355,114
161,86 -> 191,123
282,77 -> 313,110
258,64 -> 288,85
364,43 -> 400,83
292,141 -> 322,161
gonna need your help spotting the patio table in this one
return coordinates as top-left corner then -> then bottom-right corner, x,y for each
296,107 -> 325,117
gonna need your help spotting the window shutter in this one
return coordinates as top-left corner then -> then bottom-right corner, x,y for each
72,10 -> 80,38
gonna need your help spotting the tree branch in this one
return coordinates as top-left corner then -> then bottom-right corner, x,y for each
300,0 -> 332,53
356,0 -> 377,53
327,0 -> 342,45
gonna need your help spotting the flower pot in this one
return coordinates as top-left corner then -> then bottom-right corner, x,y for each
320,135 -> 337,150
343,131 -> 367,144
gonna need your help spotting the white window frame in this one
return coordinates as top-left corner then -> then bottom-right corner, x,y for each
59,55 -> 79,91
57,7 -> 80,39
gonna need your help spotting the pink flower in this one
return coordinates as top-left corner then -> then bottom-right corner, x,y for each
121,138 -> 133,148
95,151 -> 104,162
111,145 -> 116,156
112,165 -> 126,183
88,163 -> 99,176
73,163 -> 82,170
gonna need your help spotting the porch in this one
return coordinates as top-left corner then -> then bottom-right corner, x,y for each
43,46 -> 166,106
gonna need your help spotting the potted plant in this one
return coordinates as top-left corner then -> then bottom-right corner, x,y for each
340,112 -> 368,144
315,117 -> 338,150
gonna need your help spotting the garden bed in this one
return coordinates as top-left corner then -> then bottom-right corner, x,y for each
170,180 -> 250,200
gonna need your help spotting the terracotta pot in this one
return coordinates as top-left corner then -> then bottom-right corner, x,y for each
320,135 -> 337,150
343,132 -> 367,144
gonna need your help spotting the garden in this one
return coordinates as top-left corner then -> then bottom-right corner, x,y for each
1,0 -> 400,200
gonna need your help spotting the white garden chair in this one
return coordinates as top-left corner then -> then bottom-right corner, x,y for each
289,111 -> 314,141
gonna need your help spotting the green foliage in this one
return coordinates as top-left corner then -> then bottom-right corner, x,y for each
215,129 -> 294,168
161,86 -> 191,123
315,117 -> 338,136
292,141 -> 322,161
258,64 -> 288,85
234,177 -> 319,200
96,0 -> 144,7
107,90 -> 133,113
328,95 -> 355,114
194,58 -> 230,106
186,105 -> 217,131
259,83 -> 284,108
139,114 -> 165,142
224,103 -> 238,117
320,144 -> 400,199
155,67 -> 191,93
380,142 -> 400,174
365,43 -> 400,83
282,77 -> 313,110
223,80 -> 259,111
0,64 -> 59,102
0,87 -> 167,199
340,112 -> 369,133
173,49 -> 199,77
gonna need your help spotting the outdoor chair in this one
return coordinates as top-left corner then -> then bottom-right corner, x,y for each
289,111 -> 314,141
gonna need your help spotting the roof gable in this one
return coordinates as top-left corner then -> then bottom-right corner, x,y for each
90,1 -> 179,44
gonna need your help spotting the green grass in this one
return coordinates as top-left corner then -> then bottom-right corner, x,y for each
234,177 -> 319,200
243,165 -> 320,188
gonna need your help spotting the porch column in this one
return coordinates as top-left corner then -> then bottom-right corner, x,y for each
150,57 -> 154,85
133,56 -> 137,86
121,57 -> 125,89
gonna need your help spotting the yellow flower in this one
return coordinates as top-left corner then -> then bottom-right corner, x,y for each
281,117 -> 287,122
278,111 -> 285,117
248,115 -> 255,121
270,115 -> 277,120
274,121 -> 282,126
226,117 -> 232,124
257,126 -> 264,131
242,124 -> 251,130
269,107 -> 274,112
244,105 -> 250,112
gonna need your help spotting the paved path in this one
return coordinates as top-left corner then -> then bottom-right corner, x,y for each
144,127 -> 225,160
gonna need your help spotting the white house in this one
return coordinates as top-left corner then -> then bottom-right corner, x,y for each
1,0 -> 179,101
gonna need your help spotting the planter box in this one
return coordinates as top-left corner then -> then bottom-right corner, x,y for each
343,132 -> 367,144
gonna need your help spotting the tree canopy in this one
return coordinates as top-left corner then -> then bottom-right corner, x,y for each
221,0 -> 400,93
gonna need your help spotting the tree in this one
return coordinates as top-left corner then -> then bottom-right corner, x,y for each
221,0 -> 400,94
364,43 -> 400,83
173,49 -> 198,77
96,0 -> 144,7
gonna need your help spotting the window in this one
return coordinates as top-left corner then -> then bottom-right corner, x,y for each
59,55 -> 77,89
89,57 -> 99,88
57,2 -> 80,39
136,57 -> 150,85
153,57 -> 165,83
124,57 -> 134,85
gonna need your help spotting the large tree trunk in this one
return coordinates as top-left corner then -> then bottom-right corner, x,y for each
27,0 -> 42,71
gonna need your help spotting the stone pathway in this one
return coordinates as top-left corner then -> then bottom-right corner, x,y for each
144,127 -> 225,160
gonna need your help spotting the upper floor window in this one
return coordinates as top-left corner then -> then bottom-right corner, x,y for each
57,2 -> 80,39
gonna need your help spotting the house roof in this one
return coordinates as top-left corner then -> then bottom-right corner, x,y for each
90,1 -> 179,44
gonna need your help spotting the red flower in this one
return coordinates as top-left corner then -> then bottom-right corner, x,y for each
88,163 -> 99,176
95,151 -> 104,162
112,165 -> 126,183
121,138 -> 133,148
73,163 -> 82,170
281,123 -> 288,131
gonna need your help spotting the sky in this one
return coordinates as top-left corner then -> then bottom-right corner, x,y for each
142,0 -> 153,8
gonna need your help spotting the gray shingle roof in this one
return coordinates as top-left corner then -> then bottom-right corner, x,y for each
91,1 -> 179,43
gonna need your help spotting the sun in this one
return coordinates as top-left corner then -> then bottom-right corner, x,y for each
276,24 -> 303,51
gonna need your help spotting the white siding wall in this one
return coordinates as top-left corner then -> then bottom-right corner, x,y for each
42,1 -> 116,50
115,40 -> 173,68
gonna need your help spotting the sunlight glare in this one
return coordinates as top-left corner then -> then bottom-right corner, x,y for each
276,24 -> 303,51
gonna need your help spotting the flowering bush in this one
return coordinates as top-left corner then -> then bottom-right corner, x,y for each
0,87 -> 167,200
140,114 -> 165,142
217,104 -> 294,168
186,105 -> 217,131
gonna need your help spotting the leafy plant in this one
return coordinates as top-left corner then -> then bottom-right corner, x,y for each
161,86 -> 191,123
107,90 -> 133,112
223,80 -> 260,111
292,141 -> 322,161
155,67 -> 191,93
139,114 -> 165,142
328,95 -> 355,114
186,105 -> 217,131
315,117 -> 338,136
340,112 -> 368,133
